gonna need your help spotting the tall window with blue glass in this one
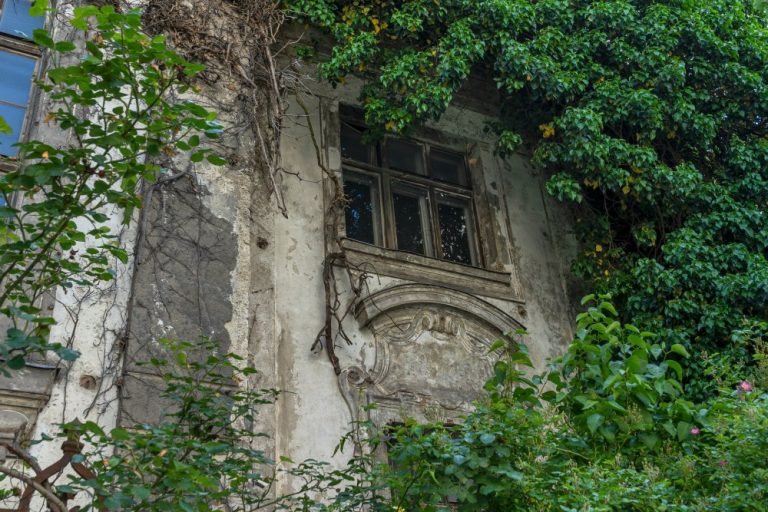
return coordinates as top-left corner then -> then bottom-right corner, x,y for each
0,0 -> 43,158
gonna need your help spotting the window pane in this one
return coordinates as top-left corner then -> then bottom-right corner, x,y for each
0,103 -> 25,155
392,184 -> 432,256
0,50 -> 34,155
437,194 -> 475,265
341,123 -> 375,164
430,149 -> 468,186
0,0 -> 44,39
343,172 -> 381,245
0,50 -> 35,106
386,138 -> 424,175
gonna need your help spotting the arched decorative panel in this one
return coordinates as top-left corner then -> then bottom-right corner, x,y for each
339,284 -> 524,426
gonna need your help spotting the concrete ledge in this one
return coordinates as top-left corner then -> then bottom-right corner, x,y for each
340,238 -> 522,302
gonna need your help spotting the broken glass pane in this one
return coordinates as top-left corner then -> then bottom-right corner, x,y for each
430,149 -> 468,186
343,172 -> 381,245
387,138 -> 425,175
437,193 -> 474,265
341,123 -> 375,164
392,184 -> 432,255
0,0 -> 44,39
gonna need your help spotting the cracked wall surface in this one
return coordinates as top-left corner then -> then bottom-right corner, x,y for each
17,6 -> 580,484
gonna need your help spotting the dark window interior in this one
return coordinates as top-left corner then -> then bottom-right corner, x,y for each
343,172 -> 380,245
437,194 -> 473,265
386,138 -> 424,175
430,148 -> 467,186
341,122 -> 376,165
339,106 -> 479,266
392,186 -> 428,255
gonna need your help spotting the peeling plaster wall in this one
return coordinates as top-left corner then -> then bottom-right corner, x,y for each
14,16 -> 578,491
28,206 -> 138,469
17,2 -> 283,468
271,77 -> 580,492
120,175 -> 238,424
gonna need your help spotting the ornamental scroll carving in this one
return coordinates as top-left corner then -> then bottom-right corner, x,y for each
339,284 -> 524,426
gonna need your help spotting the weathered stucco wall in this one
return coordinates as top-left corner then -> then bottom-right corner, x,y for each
270,80 -> 579,483
10,7 -> 578,489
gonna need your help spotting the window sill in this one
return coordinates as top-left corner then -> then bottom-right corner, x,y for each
339,238 -> 522,302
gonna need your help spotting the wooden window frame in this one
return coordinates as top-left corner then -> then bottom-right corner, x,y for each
322,99 -> 523,302
340,114 -> 484,268
0,0 -> 43,161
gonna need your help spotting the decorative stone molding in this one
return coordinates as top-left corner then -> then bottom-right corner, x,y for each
342,284 -> 524,427
0,361 -> 57,444
0,410 -> 28,440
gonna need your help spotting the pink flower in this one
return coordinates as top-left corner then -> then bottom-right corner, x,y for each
689,426 -> 701,435
738,381 -> 753,393
718,459 -> 728,467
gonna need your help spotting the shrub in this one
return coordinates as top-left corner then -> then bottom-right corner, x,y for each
334,298 -> 768,511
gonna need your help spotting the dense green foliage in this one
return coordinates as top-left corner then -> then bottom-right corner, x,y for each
5,301 -> 764,511
331,298 -> 768,511
0,339 -> 345,511
288,0 -> 768,398
2,2 -> 767,510
0,4 -> 223,367
52,340 -> 338,511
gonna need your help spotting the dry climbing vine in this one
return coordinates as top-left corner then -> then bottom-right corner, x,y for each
140,0 -> 296,216
293,95 -> 376,376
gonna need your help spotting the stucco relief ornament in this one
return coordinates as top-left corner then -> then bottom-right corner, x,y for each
339,284 -> 524,427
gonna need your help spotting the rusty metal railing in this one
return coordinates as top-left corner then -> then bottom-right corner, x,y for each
0,434 -> 99,512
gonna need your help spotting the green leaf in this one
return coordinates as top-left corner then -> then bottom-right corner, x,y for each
54,41 -> 76,52
606,401 -> 627,412
676,421 -> 691,442
111,428 -> 130,441
666,360 -> 683,380
499,468 -> 523,481
587,413 -> 604,433
7,355 -> 25,370
30,0 -> 48,16
130,485 -> 151,500
479,433 -> 496,444
32,29 -> 54,48
57,348 -> 80,361
639,432 -> 659,449
627,352 -> 648,374
599,301 -> 618,316
0,115 -> 11,135
669,344 -> 690,358
207,154 -> 228,166
488,339 -> 506,353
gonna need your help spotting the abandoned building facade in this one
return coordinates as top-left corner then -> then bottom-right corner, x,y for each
0,0 -> 579,493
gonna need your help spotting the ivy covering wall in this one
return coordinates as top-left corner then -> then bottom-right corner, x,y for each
288,0 -> 768,399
